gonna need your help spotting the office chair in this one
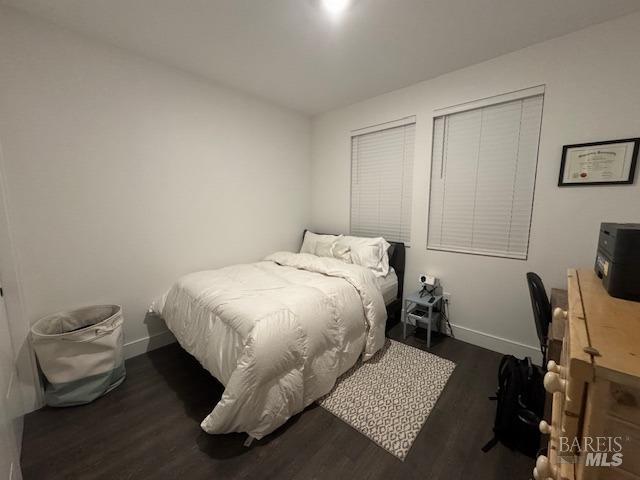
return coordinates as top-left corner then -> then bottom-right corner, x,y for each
526,272 -> 551,365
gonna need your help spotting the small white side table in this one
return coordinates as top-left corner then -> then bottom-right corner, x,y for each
401,291 -> 443,348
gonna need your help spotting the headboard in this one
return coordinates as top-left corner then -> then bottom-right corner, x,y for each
387,241 -> 406,303
301,230 -> 406,303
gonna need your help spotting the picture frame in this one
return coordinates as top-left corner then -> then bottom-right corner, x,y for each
558,138 -> 639,186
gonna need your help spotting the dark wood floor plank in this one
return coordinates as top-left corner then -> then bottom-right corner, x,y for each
21,325 -> 534,479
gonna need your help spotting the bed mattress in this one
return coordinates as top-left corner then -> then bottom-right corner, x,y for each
378,268 -> 398,305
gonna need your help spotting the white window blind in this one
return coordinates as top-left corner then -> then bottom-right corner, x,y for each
427,91 -> 543,259
351,120 -> 415,243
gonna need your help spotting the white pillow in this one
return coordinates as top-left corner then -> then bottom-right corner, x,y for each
332,243 -> 352,263
300,231 -> 341,257
300,231 -> 323,254
337,235 -> 391,276
315,237 -> 337,257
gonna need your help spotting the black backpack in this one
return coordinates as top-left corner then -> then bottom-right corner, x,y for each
482,355 -> 545,458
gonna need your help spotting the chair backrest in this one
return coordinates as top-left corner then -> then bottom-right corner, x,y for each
526,272 -> 551,351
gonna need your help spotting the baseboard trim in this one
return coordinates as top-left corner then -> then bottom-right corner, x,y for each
123,330 -> 177,359
123,322 -> 540,364
449,323 -> 542,365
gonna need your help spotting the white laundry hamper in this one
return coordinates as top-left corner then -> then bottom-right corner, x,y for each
31,305 -> 126,407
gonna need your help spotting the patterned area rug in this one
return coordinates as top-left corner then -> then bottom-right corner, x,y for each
318,339 -> 456,460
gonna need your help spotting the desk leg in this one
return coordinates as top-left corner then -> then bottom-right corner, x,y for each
426,318 -> 432,349
402,300 -> 407,339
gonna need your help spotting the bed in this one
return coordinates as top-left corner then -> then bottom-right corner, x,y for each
152,232 -> 405,440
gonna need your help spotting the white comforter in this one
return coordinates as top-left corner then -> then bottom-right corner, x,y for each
158,251 -> 387,439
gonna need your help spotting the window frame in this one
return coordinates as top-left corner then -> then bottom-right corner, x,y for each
349,116 -> 416,246
426,86 -> 545,260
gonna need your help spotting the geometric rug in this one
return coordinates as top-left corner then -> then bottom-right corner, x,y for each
318,339 -> 456,460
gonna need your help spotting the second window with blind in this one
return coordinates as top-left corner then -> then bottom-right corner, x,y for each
428,89 -> 544,259
350,118 -> 415,244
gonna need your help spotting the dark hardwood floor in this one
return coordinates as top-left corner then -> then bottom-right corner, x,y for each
21,325 -> 534,479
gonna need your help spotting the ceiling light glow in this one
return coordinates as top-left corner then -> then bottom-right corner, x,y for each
322,0 -> 350,15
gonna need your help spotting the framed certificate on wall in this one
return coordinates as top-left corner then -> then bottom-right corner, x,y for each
558,138 -> 639,186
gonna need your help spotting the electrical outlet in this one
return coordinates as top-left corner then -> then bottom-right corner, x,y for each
443,292 -> 451,304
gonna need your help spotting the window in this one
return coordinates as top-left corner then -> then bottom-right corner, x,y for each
427,87 -> 544,259
350,117 -> 415,243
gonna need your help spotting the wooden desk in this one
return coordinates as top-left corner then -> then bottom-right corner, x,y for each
535,269 -> 640,480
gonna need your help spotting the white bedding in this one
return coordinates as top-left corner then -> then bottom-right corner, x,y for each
157,251 -> 387,439
377,268 -> 398,305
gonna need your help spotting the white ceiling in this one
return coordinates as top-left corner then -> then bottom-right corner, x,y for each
4,0 -> 640,114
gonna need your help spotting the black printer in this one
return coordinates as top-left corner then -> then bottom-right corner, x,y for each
595,223 -> 640,301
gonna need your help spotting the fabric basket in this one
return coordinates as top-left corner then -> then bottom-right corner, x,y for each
31,305 -> 126,407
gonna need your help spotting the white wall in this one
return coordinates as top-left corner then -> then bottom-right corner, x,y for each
0,6 -> 311,401
311,12 -> 640,360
